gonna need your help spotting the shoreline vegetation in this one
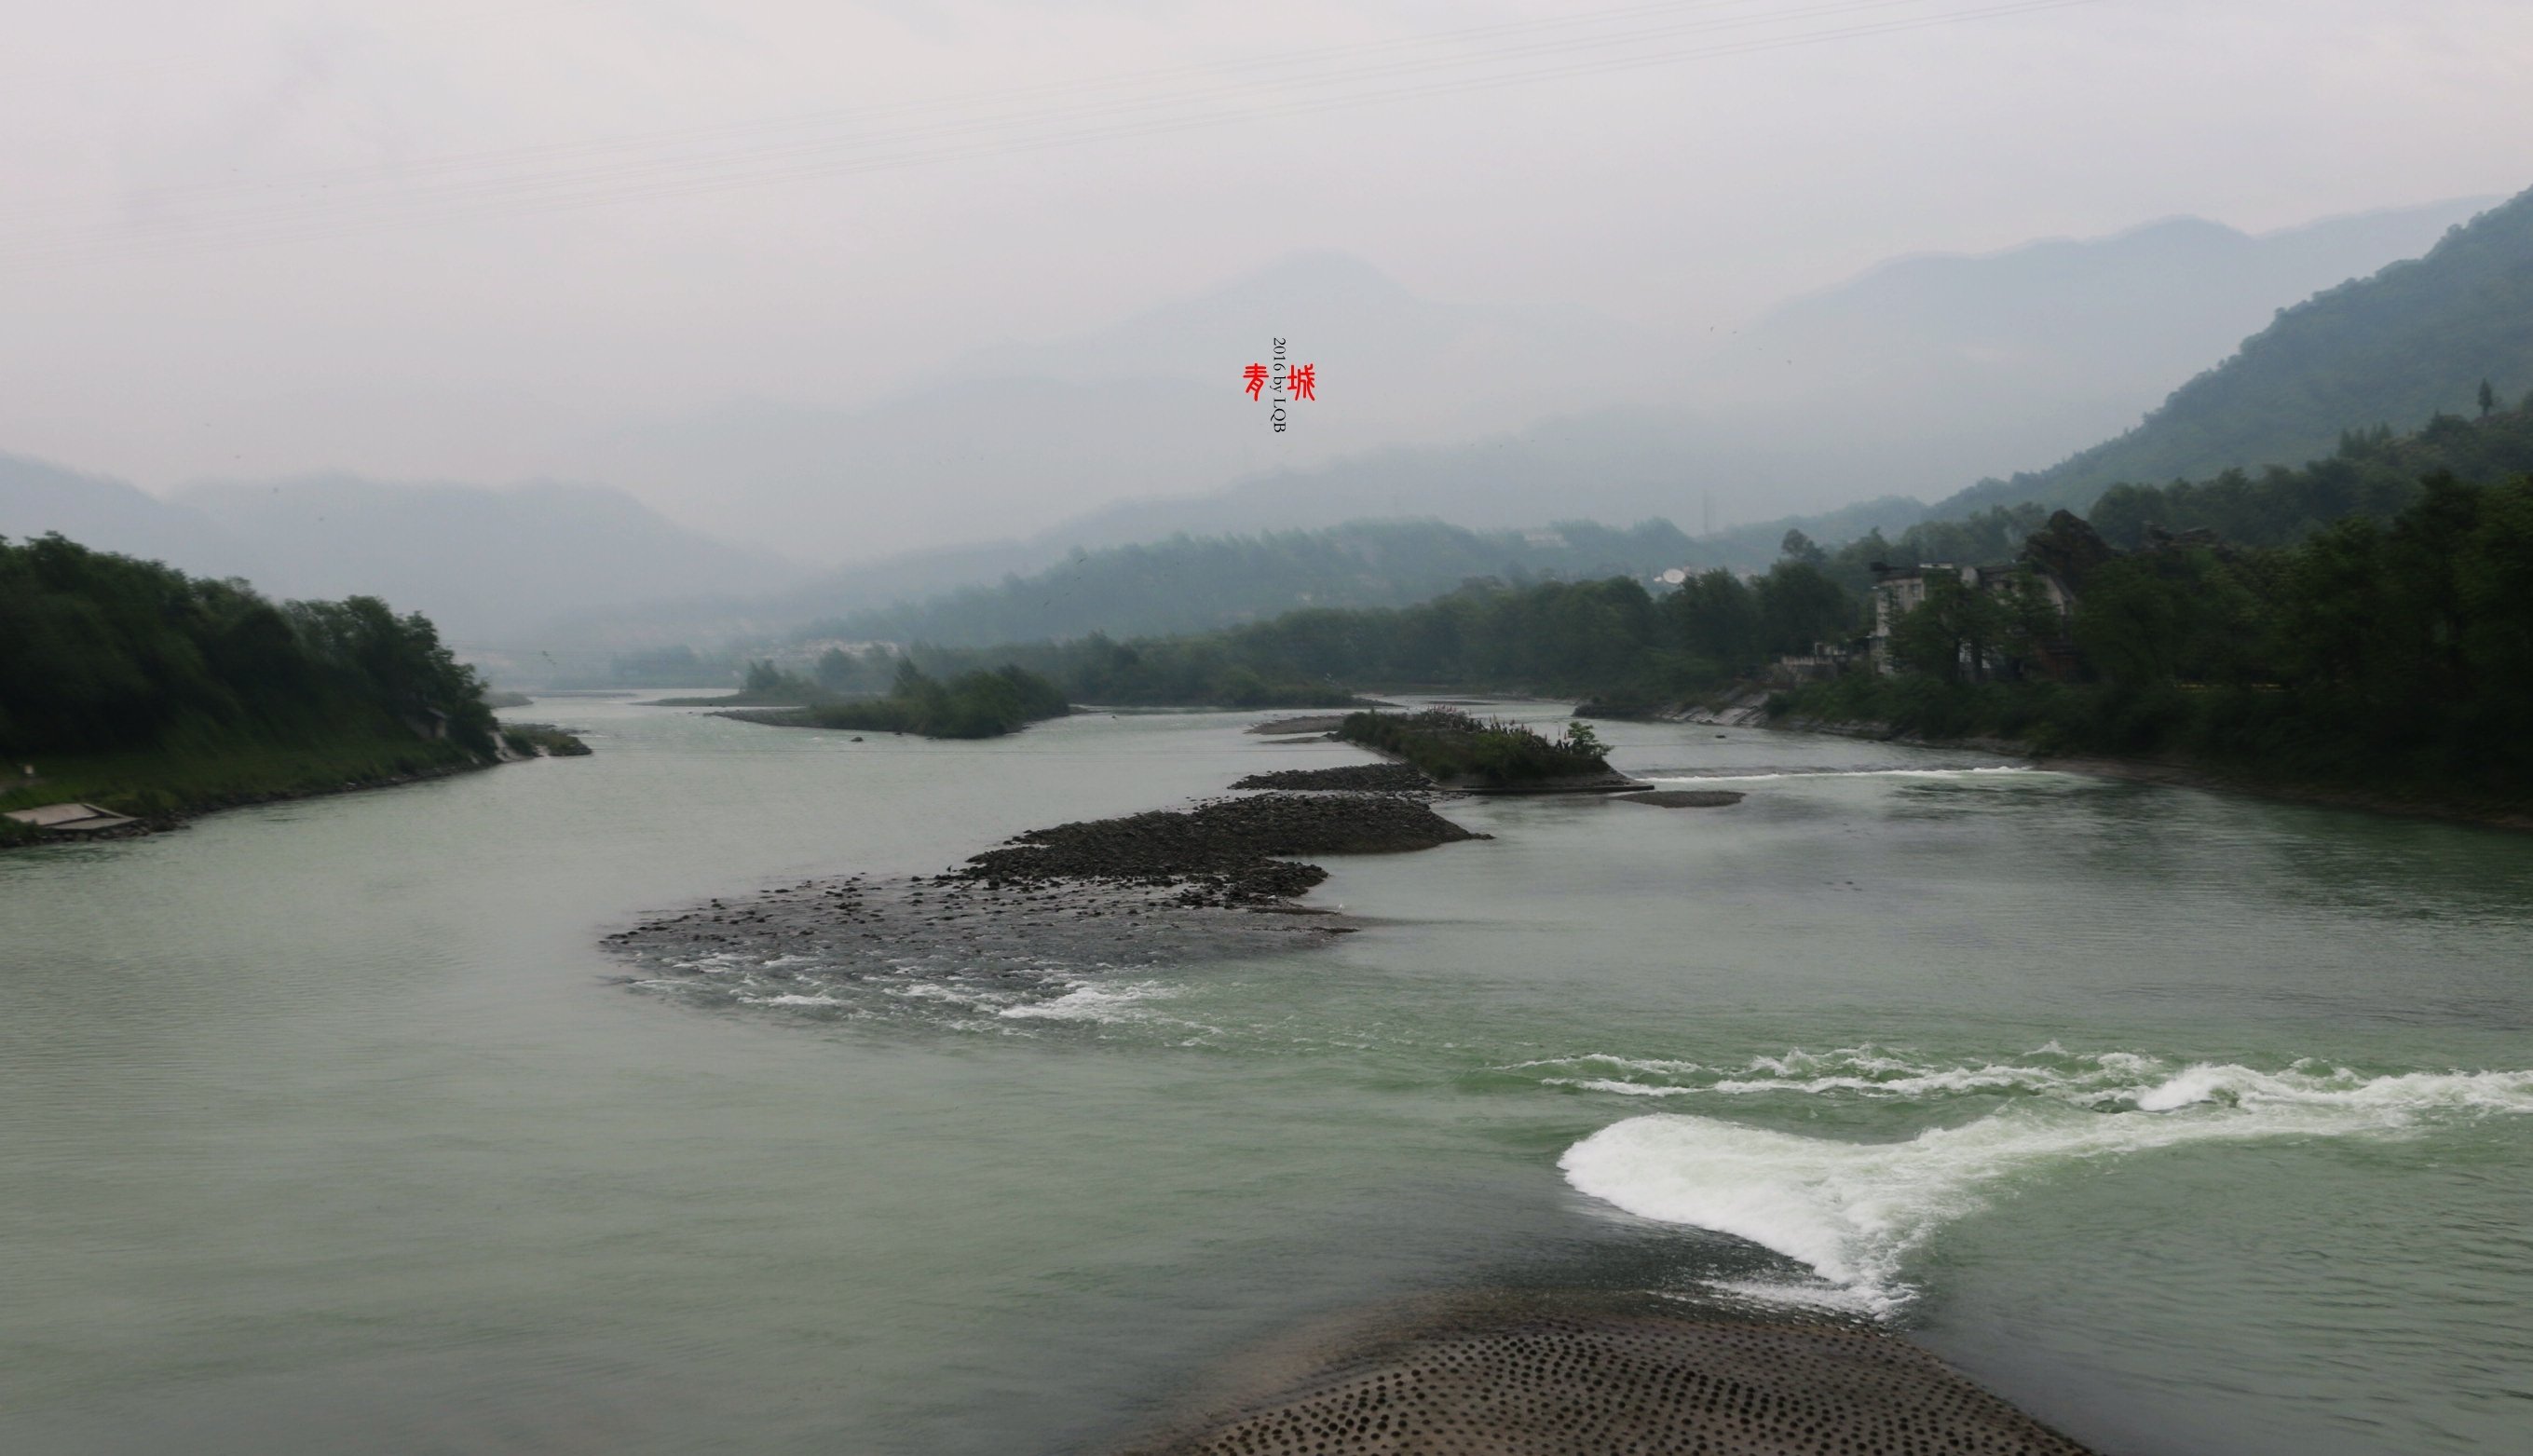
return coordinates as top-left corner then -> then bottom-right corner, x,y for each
680,404 -> 2530,828
1704,693 -> 2533,832
711,660 -> 1071,740
1338,708 -> 1645,793
1,532 -> 583,847
1737,470 -> 2533,827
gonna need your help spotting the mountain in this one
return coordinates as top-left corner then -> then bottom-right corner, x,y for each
587,252 -> 1663,561
1695,197 -> 2493,509
2080,401 -> 2533,551
555,192 -> 2494,648
1935,186 -> 2533,515
1,452 -> 803,649
752,200 -> 2483,565
798,518 -> 1709,649
0,453 -> 262,579
173,475 -> 805,646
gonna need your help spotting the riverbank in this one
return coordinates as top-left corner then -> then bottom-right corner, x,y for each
0,722 -> 589,846
1675,689 -> 2533,832
2024,751 -> 2533,832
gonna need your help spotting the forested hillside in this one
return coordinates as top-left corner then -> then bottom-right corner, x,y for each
845,405 -> 2533,813
1939,185 -> 2533,515
891,555 -> 1852,708
1795,474 -> 2533,810
1798,399 -> 2533,597
802,518 -> 1705,649
1,533 -> 498,825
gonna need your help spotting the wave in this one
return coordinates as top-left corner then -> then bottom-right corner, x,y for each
1550,1048 -> 2533,1316
1518,1044 -> 2158,1102
999,979 -> 1182,1023
1644,766 -> 2038,784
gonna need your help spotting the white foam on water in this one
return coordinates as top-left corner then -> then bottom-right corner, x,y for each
1646,767 -> 2038,784
999,979 -> 1181,1024
1559,1057 -> 2533,1317
886,982 -> 1011,1011
1509,1053 -> 1709,1078
1520,1045 -> 2161,1102
1547,1078 -> 1709,1096
747,992 -> 850,1007
1694,1277 -> 1882,1317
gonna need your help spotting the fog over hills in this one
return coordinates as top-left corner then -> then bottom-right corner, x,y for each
1940,184 -> 2533,515
0,456 -> 800,646
798,518 -> 1710,651
592,194 -> 2480,578
584,252 -> 1664,560
2,194 -> 2499,660
1695,197 -> 2495,503
0,455 -> 260,580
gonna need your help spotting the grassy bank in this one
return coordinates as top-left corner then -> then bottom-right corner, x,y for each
2,729 -> 492,831
5,532 -> 522,843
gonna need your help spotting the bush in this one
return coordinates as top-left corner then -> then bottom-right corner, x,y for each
802,663 -> 1070,740
1340,708 -> 1614,786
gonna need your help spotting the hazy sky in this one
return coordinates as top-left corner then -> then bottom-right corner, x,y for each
7,0 -> 2533,510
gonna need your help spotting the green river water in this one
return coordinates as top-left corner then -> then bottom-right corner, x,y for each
2,697 -> 2527,1454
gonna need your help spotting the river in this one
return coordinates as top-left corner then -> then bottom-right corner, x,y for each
3,697 -> 2526,1454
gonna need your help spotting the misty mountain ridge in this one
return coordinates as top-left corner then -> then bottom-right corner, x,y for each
666,194 -> 2504,655
587,249 -> 1667,562
1938,184 -> 2533,515
1695,197 -> 2492,497
6,192 -> 2505,663
0,455 -> 801,646
794,517 -> 1712,651
0,454 -> 261,581
698,195 -> 2478,567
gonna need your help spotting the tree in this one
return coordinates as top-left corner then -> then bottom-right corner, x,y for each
1661,569 -> 1763,672
2482,378 -> 2499,418
1,534 -> 492,758
813,646 -> 856,691
1779,529 -> 1827,566
1888,573 -> 2008,683
1753,561 -> 1852,655
1990,567 -> 2071,677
